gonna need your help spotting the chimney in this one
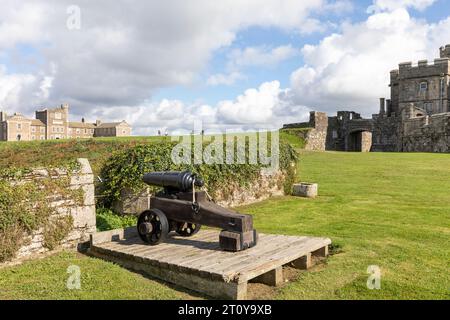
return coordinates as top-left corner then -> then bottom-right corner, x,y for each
386,99 -> 392,116
95,120 -> 101,126
379,98 -> 386,115
82,118 -> 85,123
0,111 -> 6,122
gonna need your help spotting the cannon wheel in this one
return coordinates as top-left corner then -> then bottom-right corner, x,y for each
175,222 -> 201,237
137,209 -> 169,245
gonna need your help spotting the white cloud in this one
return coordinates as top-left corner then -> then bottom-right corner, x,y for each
228,45 -> 298,69
85,81 -> 310,135
289,8 -> 450,116
368,0 -> 436,13
207,72 -> 245,86
0,0 -> 328,117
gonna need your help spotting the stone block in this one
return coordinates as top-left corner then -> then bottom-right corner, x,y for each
71,205 -> 96,228
293,183 -> 318,198
70,173 -> 94,186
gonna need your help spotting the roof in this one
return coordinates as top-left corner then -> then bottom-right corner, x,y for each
69,121 -> 96,129
31,119 -> 45,126
97,121 -> 130,128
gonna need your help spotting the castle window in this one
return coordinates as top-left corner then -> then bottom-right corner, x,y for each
332,130 -> 338,139
419,82 -> 428,91
17,123 -> 22,130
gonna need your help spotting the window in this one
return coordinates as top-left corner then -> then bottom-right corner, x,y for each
40,127 -> 45,133
40,136 -> 45,140
61,127 -> 64,133
332,130 -> 338,139
419,82 -> 428,91
76,128 -> 80,134
85,129 -> 87,134
53,127 -> 56,133
17,123 -> 22,130
31,127 -> 36,132
55,112 -> 62,120
31,135 -> 35,140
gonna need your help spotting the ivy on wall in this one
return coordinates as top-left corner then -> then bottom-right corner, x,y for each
0,166 -> 81,263
98,138 -> 298,209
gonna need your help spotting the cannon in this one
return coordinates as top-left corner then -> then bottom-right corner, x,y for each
136,171 -> 258,252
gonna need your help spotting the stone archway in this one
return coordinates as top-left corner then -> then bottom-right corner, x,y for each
347,130 -> 372,152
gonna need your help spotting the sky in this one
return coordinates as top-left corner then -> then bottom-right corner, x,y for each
0,0 -> 449,135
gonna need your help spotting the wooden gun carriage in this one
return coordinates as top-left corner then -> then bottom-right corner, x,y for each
137,171 -> 258,252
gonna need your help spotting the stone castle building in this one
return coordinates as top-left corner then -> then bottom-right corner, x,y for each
284,44 -> 450,153
0,104 -> 131,141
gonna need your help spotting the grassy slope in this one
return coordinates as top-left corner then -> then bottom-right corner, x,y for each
241,151 -> 450,299
0,136 -> 166,175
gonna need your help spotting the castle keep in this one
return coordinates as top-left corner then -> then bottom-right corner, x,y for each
0,104 -> 132,141
284,44 -> 450,152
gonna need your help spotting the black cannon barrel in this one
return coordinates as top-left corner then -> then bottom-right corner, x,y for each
143,171 -> 203,192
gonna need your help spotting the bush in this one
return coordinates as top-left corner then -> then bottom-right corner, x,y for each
96,208 -> 137,232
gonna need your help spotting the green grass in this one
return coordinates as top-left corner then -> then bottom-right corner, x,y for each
1,149 -> 449,299
0,251 -> 193,300
240,151 -> 450,299
279,128 -> 308,149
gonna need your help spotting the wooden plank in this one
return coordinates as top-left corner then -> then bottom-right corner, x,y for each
251,266 -> 283,287
290,253 -> 311,270
185,234 -> 281,271
210,235 -> 307,276
312,245 -> 329,257
235,238 -> 331,282
88,228 -> 332,299
87,248 -> 248,300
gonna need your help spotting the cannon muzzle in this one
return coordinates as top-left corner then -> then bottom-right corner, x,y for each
143,171 -> 204,192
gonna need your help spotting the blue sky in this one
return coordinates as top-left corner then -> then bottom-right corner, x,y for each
0,0 -> 449,135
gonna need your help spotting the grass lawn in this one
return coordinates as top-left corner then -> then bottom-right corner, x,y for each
1,151 -> 449,299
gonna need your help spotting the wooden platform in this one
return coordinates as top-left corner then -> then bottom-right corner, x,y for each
88,227 -> 331,299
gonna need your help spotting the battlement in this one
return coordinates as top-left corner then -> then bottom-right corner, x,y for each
397,58 -> 449,79
440,44 -> 450,58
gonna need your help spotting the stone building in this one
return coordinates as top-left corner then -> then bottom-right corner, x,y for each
283,44 -> 450,153
0,104 -> 132,141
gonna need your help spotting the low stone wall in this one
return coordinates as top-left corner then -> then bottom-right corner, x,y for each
2,158 -> 96,265
116,169 -> 286,215
401,113 -> 450,152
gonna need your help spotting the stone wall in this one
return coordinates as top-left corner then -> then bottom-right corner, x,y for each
116,169 -> 286,215
3,158 -> 96,265
401,113 -> 450,152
